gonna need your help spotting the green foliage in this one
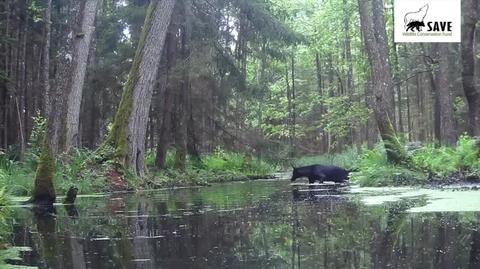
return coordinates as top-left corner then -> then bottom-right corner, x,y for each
294,145 -> 361,169
0,188 -> 12,242
0,247 -> 28,269
295,144 -> 425,187
0,148 -> 110,197
0,188 -> 10,208
202,148 -> 276,175
28,114 -> 47,155
0,153 -> 32,196
0,189 -> 16,268
23,114 -> 47,172
321,96 -> 369,139
120,168 -> 144,190
0,153 -> 16,175
145,150 -> 176,170
32,144 -> 56,201
351,144 -> 427,187
28,0 -> 45,22
55,149 -> 109,194
351,136 -> 480,186
1,146 -> 277,196
412,135 -> 480,177
148,149 -> 278,188
242,0 -> 368,147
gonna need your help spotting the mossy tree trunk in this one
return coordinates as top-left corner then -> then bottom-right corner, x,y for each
31,0 -> 55,205
31,0 -> 86,204
357,0 -> 409,165
32,142 -> 56,205
103,0 -> 176,176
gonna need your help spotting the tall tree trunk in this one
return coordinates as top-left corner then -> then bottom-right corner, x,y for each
17,1 -> 28,160
343,0 -> 353,94
461,0 -> 480,136
406,81 -> 412,140
434,44 -> 457,145
174,0 -> 192,171
31,73 -> 65,204
422,44 -> 441,141
187,100 -> 201,162
32,1 -> 83,204
184,0 -> 200,163
315,52 -> 326,152
64,0 -> 101,151
174,85 -> 187,171
392,43 -> 403,134
32,0 -> 81,201
0,0 -> 11,150
358,0 -> 408,164
103,0 -> 176,176
42,0 -> 52,117
155,29 -> 177,170
285,64 -> 293,152
365,79 -> 378,148
290,55 -> 296,156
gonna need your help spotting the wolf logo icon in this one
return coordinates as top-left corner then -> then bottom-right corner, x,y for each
404,4 -> 429,32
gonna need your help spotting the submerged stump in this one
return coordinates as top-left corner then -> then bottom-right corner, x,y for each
63,186 -> 78,204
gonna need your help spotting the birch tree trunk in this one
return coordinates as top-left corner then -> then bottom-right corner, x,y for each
103,0 -> 176,176
64,0 -> 101,151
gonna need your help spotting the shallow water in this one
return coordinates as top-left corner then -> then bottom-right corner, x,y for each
6,180 -> 480,269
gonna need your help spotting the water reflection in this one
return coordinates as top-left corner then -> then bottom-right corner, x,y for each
8,181 -> 480,268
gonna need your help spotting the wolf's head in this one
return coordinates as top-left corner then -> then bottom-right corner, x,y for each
419,4 -> 429,13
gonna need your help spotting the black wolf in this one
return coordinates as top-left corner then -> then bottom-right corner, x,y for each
406,21 -> 425,32
291,164 -> 351,184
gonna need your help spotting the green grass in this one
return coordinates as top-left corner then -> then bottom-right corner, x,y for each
0,147 -> 278,197
0,188 -> 18,268
352,135 -> 479,187
54,149 -> 109,194
412,135 -> 480,177
0,149 -> 109,197
351,143 -> 427,187
147,148 -> 279,188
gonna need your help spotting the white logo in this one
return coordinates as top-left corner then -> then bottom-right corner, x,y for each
394,0 -> 460,43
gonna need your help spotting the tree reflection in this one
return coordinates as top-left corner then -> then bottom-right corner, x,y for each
9,183 -> 480,269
